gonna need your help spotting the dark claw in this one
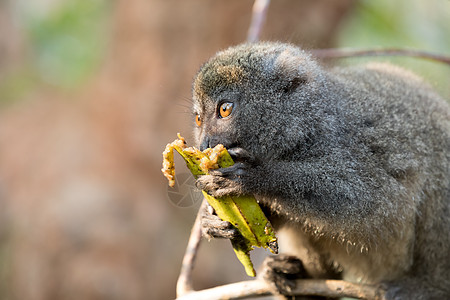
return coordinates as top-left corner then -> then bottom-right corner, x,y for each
211,162 -> 247,178
201,204 -> 239,239
202,217 -> 239,239
196,174 -> 232,196
227,147 -> 256,164
196,164 -> 248,197
259,254 -> 307,295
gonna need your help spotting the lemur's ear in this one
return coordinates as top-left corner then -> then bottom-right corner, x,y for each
273,49 -> 309,93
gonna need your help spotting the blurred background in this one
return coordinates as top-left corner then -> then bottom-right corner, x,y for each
0,0 -> 448,299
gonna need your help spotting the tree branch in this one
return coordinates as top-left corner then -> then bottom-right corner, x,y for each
176,278 -> 386,300
176,200 -> 206,297
311,48 -> 450,65
247,0 -> 271,43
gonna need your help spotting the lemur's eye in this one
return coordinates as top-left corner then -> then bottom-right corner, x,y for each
195,114 -> 202,126
219,102 -> 233,118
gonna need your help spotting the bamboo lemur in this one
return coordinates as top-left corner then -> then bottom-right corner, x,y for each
192,42 -> 450,299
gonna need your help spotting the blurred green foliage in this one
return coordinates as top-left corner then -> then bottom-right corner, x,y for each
0,0 -> 110,104
338,0 -> 450,98
26,0 -> 110,88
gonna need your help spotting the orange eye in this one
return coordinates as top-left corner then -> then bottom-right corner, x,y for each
195,114 -> 202,127
219,102 -> 233,118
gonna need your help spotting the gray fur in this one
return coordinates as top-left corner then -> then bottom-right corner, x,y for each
192,42 -> 450,299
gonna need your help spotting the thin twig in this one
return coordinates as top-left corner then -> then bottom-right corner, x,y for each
247,0 -> 271,43
176,200 -> 207,297
176,278 -> 386,300
311,48 -> 450,65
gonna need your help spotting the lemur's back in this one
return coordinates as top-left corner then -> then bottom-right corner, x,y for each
328,62 -> 450,291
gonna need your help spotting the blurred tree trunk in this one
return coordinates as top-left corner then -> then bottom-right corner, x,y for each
0,1 -> 354,299
0,0 -> 26,79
